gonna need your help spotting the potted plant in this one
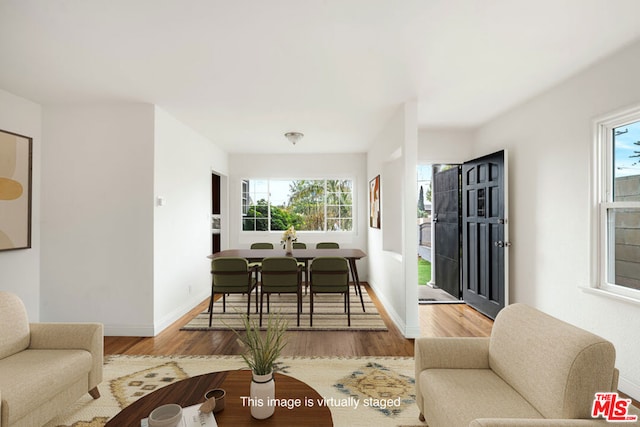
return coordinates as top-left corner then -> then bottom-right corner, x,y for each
232,311 -> 288,419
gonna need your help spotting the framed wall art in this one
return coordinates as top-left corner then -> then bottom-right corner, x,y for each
0,129 -> 33,251
369,174 -> 381,229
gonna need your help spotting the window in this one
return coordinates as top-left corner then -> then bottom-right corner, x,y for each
242,179 -> 353,232
594,106 -> 640,300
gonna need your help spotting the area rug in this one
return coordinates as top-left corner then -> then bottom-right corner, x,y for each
181,289 -> 388,331
44,355 -> 422,427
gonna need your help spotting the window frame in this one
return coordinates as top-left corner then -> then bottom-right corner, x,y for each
592,105 -> 640,301
240,177 -> 356,233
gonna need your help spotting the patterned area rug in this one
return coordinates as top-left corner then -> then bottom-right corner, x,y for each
44,355 -> 422,427
181,289 -> 388,331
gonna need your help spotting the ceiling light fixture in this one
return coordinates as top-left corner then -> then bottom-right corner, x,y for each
285,131 -> 304,146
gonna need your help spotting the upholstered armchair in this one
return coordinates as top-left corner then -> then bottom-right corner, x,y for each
0,291 -> 103,427
414,303 -> 639,426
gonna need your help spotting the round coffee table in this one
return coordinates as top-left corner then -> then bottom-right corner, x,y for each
105,369 -> 333,426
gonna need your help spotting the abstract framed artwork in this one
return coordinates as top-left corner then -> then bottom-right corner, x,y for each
369,175 -> 381,229
0,129 -> 33,251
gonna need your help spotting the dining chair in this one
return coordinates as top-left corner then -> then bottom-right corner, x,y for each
315,242 -> 340,249
260,257 -> 302,326
209,257 -> 258,327
314,242 -> 359,298
292,242 -> 309,293
248,242 -> 274,280
309,257 -> 350,326
251,242 -> 274,249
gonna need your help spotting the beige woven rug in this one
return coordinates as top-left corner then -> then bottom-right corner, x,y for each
44,355 -> 422,427
181,289 -> 388,331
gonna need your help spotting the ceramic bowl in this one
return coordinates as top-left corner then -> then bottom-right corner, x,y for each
148,403 -> 182,427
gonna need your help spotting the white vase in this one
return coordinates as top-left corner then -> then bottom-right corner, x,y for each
250,370 -> 275,419
285,239 -> 293,254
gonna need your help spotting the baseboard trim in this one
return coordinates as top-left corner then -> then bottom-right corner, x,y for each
368,279 -> 412,337
404,325 -> 421,339
619,376 -> 640,402
154,291 -> 209,335
104,324 -> 155,337
104,292 -> 209,337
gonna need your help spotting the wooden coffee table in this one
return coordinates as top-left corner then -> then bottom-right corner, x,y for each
105,369 -> 333,426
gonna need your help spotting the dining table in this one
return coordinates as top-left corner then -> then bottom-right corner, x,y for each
208,248 -> 367,312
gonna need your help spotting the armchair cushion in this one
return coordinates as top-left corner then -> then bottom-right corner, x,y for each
414,337 -> 490,416
29,322 -> 104,390
421,369 -> 543,427
0,349 -> 92,425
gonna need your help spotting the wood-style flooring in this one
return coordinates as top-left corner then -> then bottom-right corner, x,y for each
103,284 -> 640,408
104,284 -> 493,357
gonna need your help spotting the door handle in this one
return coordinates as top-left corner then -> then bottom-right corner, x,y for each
494,241 -> 512,248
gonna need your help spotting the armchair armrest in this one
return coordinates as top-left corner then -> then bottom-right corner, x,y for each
29,322 -> 103,391
415,337 -> 490,417
415,337 -> 490,372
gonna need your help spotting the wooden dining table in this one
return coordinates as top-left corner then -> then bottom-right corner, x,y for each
208,248 -> 367,312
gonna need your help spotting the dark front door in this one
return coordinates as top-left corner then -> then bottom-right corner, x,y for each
212,173 -> 221,254
462,150 -> 508,319
433,166 -> 462,299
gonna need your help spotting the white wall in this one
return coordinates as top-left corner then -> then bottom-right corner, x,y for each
153,107 -> 228,333
41,104 -> 156,335
227,153 -> 368,278
0,89 -> 42,320
40,104 -> 229,336
418,128 -> 474,164
367,102 -> 420,338
473,39 -> 640,399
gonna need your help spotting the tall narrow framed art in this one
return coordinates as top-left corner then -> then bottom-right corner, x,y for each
0,129 -> 32,251
369,175 -> 381,229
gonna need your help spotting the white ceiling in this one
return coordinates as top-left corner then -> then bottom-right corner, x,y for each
2,0 -> 640,154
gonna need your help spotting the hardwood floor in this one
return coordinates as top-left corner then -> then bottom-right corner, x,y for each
104,284 -> 494,357
104,286 -> 640,408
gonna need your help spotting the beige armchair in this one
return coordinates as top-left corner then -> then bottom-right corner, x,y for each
0,291 -> 103,427
415,303 -> 639,426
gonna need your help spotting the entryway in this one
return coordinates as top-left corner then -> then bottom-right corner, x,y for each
417,164 -> 462,304
417,150 -> 509,319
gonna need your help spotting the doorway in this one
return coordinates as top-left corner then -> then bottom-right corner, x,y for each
212,173 -> 221,254
417,164 -> 462,304
418,150 -> 509,319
